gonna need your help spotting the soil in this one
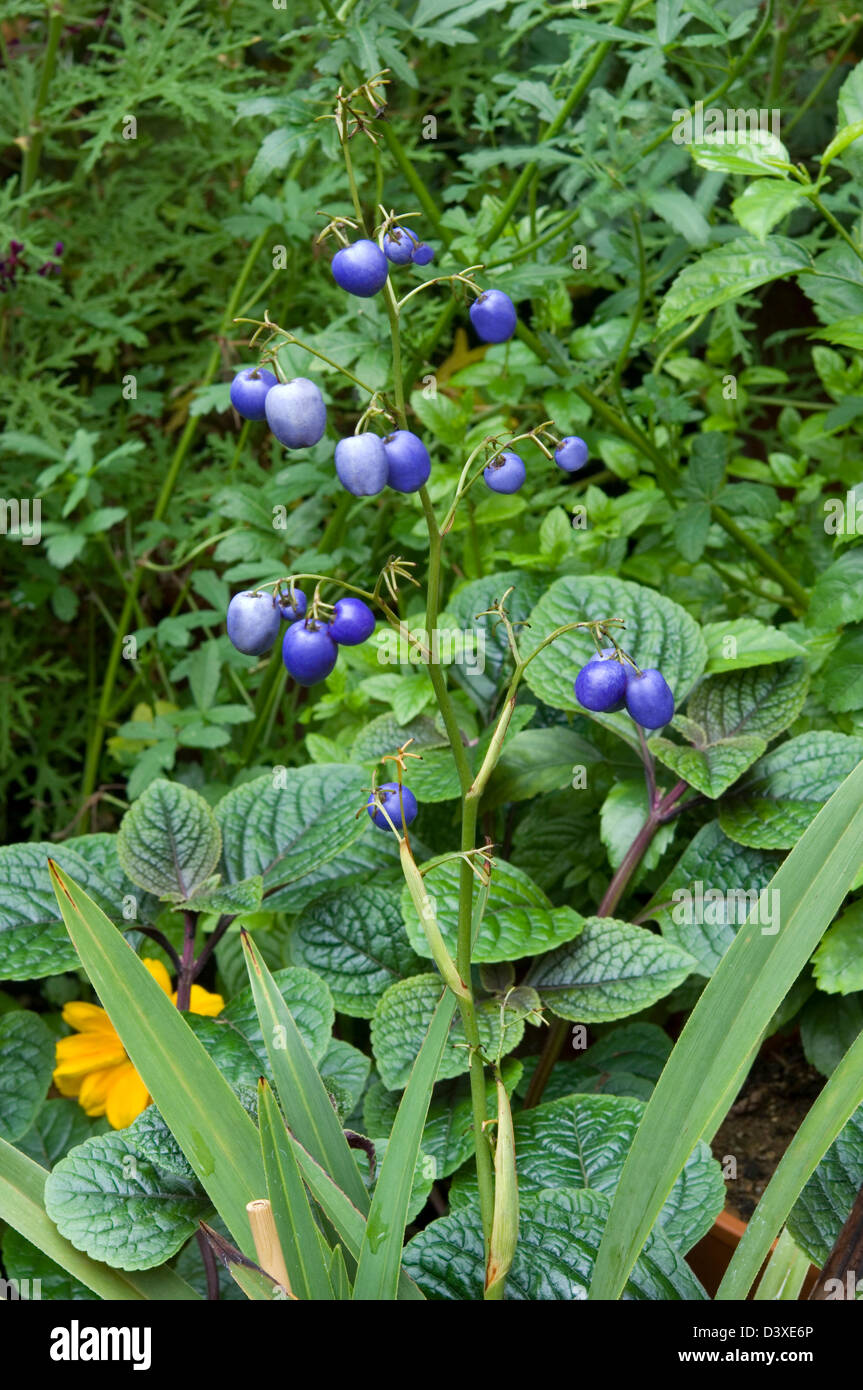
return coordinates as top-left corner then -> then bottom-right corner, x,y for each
710,1033 -> 824,1222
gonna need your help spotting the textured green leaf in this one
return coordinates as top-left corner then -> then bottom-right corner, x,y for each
701,619 -> 807,673
319,1039 -> 371,1119
822,628 -> 863,712
648,733 -> 767,799
351,713 -> 447,763
787,1104 -> 863,1265
292,883 -> 425,1017
405,748 -> 463,802
0,1011 -> 55,1142
117,779 -> 222,900
183,875 -> 263,915
15,1098 -> 101,1170
810,551 -> 863,629
517,1023 -> 672,1105
523,576 -> 706,742
647,821 -> 779,976
719,732 -> 863,849
44,1130 -> 210,1271
528,918 -> 697,1022
401,854 -> 584,964
731,181 -> 808,239
688,131 -> 791,177
0,843 -> 121,980
450,1092 -> 723,1253
215,764 -> 395,912
800,992 -> 863,1077
448,570 -> 547,713
371,974 -> 525,1090
1,1227 -> 99,1300
484,727 -> 603,809
657,236 -> 811,331
812,901 -> 863,994
404,1189 -> 706,1301
601,780 -> 677,867
687,660 -> 809,743
128,1105 -> 196,1182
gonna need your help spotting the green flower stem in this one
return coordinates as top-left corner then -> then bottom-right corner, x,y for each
234,320 -> 380,397
809,193 -> 863,268
710,504 -> 809,612
384,284 -> 407,426
378,122 -> 453,247
21,1 -> 65,194
78,228 -> 272,817
480,0 -> 636,251
785,17 -> 862,136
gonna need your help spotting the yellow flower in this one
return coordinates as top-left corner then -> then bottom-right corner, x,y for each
53,959 -> 224,1130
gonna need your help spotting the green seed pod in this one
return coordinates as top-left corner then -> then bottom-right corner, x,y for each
399,839 -> 471,1000
485,1071 -> 519,1299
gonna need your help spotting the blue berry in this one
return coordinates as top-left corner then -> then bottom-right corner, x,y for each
282,619 -> 339,686
555,436 -> 589,473
411,243 -> 434,266
383,429 -> 431,492
277,585 -> 307,622
227,590 -> 281,656
367,782 -> 418,832
574,656 -> 627,712
625,668 -> 675,729
265,378 -> 326,449
469,289 -> 517,344
383,229 -> 415,265
335,434 -> 388,496
230,367 -> 278,422
483,450 -> 526,494
331,239 -> 389,297
329,596 -> 375,645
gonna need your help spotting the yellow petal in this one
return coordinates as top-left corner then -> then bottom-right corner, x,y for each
188,985 -> 225,1017
53,1069 -> 84,1098
77,1065 -> 123,1117
54,1033 -> 127,1082
143,958 -> 173,996
61,1001 -> 115,1034
105,1063 -> 150,1130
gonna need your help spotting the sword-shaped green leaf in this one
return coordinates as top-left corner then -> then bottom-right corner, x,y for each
258,1080 -> 335,1300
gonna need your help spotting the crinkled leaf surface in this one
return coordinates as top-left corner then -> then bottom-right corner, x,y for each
719,732 -> 863,849
0,1011 -> 55,1142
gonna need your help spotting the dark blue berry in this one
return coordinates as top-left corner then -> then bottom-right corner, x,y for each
367,782 -> 418,831
329,596 -> 376,645
483,450 -> 525,494
282,619 -> 339,686
383,229 -> 415,265
230,367 -> 278,422
625,668 -> 675,729
469,289 -> 517,344
383,429 -> 431,492
265,378 -> 327,448
575,657 -> 627,712
411,243 -> 434,266
331,239 -> 389,297
227,590 -> 281,656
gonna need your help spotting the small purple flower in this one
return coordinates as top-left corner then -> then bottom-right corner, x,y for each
54,241 -> 64,256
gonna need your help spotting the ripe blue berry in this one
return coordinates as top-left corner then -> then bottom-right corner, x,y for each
483,450 -> 526,494
574,656 -> 627,712
624,668 -> 675,729
367,782 -> 418,832
329,596 -> 375,645
331,239 -> 389,297
265,378 -> 327,449
282,619 -> 339,686
555,436 -> 589,473
411,243 -> 434,266
277,585 -> 307,622
383,228 -> 415,265
383,429 -> 431,492
469,289 -> 517,344
227,590 -> 281,656
230,367 -> 278,422
335,434 -> 388,496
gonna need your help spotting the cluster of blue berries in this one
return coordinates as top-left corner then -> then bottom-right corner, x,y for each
330,227 -> 435,299
483,434 -> 590,495
574,648 -> 675,730
226,586 -> 376,686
